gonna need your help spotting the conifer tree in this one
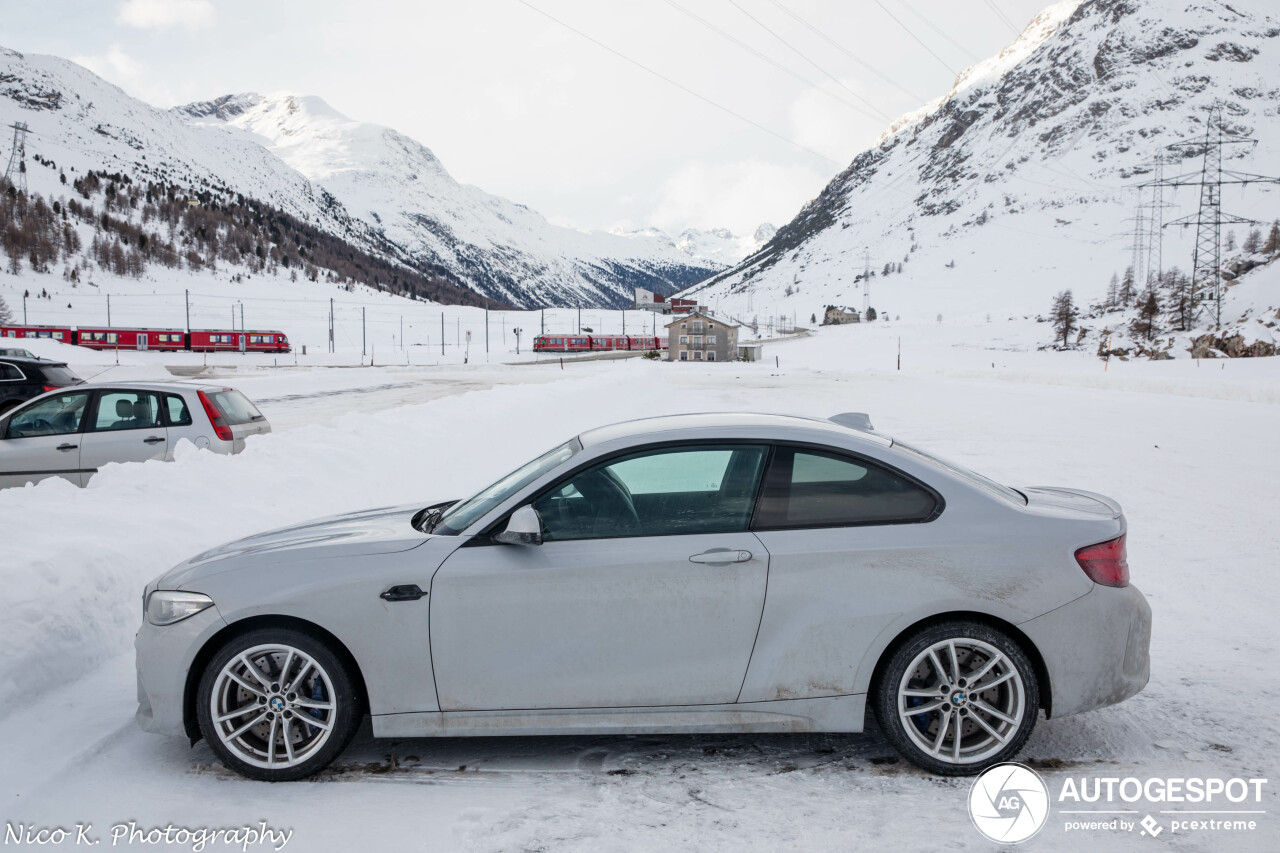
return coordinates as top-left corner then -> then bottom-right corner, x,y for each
1050,290 -> 1078,347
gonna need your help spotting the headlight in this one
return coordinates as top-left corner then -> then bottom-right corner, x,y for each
146,591 -> 215,626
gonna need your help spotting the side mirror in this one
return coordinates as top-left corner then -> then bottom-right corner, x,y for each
493,505 -> 543,546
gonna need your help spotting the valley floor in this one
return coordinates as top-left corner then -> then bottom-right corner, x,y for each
2,320 -> 1279,851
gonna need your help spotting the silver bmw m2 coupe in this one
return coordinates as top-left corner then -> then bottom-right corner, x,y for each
136,412 -> 1151,780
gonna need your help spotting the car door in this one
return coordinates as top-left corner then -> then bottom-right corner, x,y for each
0,390 -> 93,488
430,443 -> 772,711
78,390 -> 169,479
737,446 -> 945,703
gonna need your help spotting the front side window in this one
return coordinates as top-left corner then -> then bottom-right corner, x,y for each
436,440 -> 579,535
533,444 -> 767,540
754,448 -> 938,529
92,391 -> 162,432
6,391 -> 91,438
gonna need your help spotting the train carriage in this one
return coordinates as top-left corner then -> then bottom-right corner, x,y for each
0,324 -> 290,353
533,334 -> 667,353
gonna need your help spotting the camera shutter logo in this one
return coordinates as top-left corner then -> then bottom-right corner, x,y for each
969,763 -> 1050,843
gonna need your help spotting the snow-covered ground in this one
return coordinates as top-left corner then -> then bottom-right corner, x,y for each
2,320 -> 1279,851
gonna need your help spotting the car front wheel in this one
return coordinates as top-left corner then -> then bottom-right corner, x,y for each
196,628 -> 361,781
873,621 -> 1039,775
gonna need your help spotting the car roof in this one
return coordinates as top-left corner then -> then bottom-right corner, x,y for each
0,355 -> 67,367
68,380 -> 234,393
578,412 -> 892,448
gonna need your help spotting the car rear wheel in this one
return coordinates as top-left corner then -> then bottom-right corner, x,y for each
196,628 -> 361,781
872,621 -> 1039,776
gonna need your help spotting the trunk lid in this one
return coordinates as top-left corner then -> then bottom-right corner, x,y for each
1021,487 -> 1123,519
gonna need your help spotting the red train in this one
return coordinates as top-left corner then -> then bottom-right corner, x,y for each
534,334 -> 667,353
1,324 -> 291,353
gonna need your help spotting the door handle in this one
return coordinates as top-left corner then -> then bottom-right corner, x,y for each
380,584 -> 426,602
56,443 -> 78,452
143,436 -> 166,444
689,550 -> 752,565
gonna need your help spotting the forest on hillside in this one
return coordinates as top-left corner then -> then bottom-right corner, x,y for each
0,161 -> 499,308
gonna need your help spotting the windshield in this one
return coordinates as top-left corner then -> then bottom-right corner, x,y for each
435,439 -> 580,535
41,366 -> 81,385
891,440 -> 1027,505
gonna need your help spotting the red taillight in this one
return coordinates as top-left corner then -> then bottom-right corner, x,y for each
197,390 -> 234,442
1075,535 -> 1129,588
42,385 -> 60,393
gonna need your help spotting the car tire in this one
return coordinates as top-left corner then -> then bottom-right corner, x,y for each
196,627 -> 362,781
872,620 -> 1039,776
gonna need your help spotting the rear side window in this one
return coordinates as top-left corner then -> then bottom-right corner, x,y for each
204,389 -> 263,425
92,391 -> 162,432
164,394 -> 193,427
754,448 -> 938,529
0,363 -> 23,381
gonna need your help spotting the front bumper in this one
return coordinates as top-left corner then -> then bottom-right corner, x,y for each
134,605 -> 229,738
1019,583 -> 1151,718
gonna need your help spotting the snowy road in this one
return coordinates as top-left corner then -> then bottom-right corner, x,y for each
3,321 -> 1279,851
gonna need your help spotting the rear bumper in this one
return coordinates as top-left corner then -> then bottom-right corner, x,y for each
135,605 -> 228,738
1019,583 -> 1151,718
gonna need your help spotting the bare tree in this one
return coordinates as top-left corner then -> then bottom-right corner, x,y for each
0,293 -> 12,324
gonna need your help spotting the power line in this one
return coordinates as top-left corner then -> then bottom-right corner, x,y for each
766,1 -> 929,106
872,0 -> 958,76
659,0 -> 883,122
766,0 -> 926,103
512,0 -> 844,167
724,0 -> 892,122
981,0 -> 1021,35
898,0 -> 982,62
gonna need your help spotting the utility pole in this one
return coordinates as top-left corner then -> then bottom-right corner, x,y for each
577,306 -> 581,335
184,289 -> 190,345
441,312 -> 445,356
362,306 -> 366,358
485,299 -> 489,354
4,122 -> 30,194
106,294 -> 110,327
329,298 -> 334,353
1137,103 -> 1280,327
240,302 -> 244,333
22,292 -> 27,324
541,308 -> 545,336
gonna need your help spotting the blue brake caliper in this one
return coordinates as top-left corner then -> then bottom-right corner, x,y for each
906,692 -> 932,735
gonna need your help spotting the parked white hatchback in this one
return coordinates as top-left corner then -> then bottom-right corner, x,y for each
0,381 -> 270,488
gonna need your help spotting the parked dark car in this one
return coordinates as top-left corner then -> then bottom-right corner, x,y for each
0,356 -> 85,416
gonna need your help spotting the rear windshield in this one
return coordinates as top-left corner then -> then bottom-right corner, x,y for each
891,441 -> 1026,505
40,366 -> 81,385
207,389 -> 264,425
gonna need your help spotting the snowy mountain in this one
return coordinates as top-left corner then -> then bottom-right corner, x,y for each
680,0 -> 1280,334
176,93 -> 722,308
0,47 -> 361,238
610,223 -> 777,266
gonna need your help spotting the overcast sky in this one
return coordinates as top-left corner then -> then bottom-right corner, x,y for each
3,0 -> 1055,235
